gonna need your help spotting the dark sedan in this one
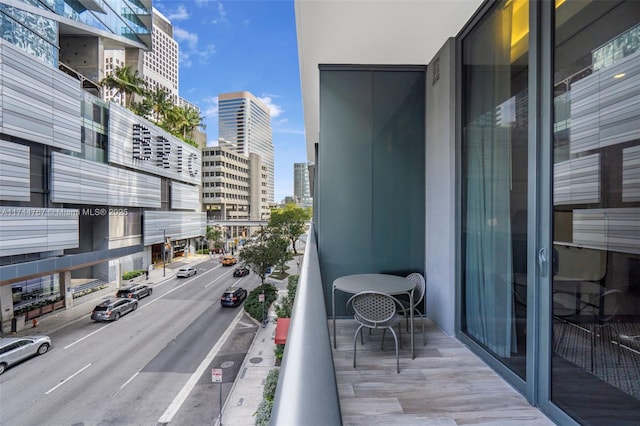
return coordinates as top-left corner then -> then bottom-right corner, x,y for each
220,287 -> 248,307
116,284 -> 152,300
233,266 -> 250,277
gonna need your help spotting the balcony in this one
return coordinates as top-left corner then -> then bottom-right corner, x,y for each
271,224 -> 553,425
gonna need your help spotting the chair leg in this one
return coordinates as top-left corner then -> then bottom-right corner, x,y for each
353,325 -> 364,368
388,326 -> 400,374
381,328 -> 386,350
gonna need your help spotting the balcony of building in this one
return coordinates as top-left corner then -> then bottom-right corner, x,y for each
270,225 -> 553,425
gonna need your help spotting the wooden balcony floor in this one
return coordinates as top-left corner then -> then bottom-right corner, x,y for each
332,318 -> 556,426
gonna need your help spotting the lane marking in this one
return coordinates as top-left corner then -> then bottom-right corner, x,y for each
204,268 -> 234,288
112,371 -> 139,396
45,363 -> 92,394
157,308 -> 245,424
64,324 -> 110,349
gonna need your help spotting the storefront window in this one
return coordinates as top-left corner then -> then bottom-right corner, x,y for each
552,1 -> 640,422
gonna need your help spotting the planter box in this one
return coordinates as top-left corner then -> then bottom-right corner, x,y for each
41,303 -> 54,314
54,300 -> 65,310
26,308 -> 41,320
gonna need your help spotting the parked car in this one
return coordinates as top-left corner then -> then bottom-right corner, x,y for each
91,297 -> 138,321
221,255 -> 238,266
116,284 -> 152,300
176,267 -> 197,277
220,286 -> 248,307
0,335 -> 51,375
233,266 -> 250,277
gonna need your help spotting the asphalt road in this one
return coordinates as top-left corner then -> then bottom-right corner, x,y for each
0,259 -> 261,426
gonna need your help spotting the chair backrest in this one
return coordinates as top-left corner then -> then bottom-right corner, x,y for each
406,273 -> 426,306
349,291 -> 399,326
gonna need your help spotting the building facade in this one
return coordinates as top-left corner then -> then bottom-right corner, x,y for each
218,91 -> 274,206
143,8 -> 179,103
0,1 -> 205,333
202,142 -> 269,221
293,162 -> 312,208
295,0 -> 640,424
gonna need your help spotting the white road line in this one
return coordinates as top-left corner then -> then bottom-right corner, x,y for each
64,324 -> 110,349
112,371 -> 139,396
157,308 -> 245,424
45,363 -> 92,394
204,269 -> 234,288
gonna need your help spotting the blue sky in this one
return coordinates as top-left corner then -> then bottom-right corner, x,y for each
154,0 -> 306,202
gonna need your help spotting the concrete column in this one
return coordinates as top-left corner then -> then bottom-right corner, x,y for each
60,271 -> 73,308
0,285 -> 15,334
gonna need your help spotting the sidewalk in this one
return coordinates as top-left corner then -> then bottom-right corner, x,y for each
218,255 -> 301,426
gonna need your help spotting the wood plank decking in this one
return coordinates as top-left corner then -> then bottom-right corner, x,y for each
332,318 -> 556,425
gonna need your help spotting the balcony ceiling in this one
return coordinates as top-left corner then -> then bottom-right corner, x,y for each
294,0 -> 483,163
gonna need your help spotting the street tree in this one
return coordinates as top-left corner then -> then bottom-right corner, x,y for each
239,228 -> 286,286
239,228 -> 287,323
206,225 -> 222,252
268,204 -> 311,255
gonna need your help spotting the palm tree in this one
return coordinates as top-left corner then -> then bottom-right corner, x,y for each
162,105 -> 206,140
100,65 -> 147,108
148,87 -> 174,124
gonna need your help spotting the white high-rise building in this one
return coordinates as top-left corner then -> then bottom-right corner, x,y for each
143,8 -> 179,102
218,91 -> 274,205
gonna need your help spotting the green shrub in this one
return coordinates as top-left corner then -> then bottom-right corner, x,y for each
263,368 -> 279,400
195,249 -> 210,254
244,284 -> 278,322
274,344 -> 285,365
122,270 -> 146,280
275,275 -> 298,318
254,368 -> 279,425
254,399 -> 273,426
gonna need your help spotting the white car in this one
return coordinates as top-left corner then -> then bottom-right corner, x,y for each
0,335 -> 51,375
176,267 -> 197,277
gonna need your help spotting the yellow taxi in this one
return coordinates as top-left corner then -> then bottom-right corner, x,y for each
221,255 -> 238,266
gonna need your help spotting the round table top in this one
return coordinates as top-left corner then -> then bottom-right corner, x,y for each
333,273 -> 414,295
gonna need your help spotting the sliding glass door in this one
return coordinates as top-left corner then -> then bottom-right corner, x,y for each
551,1 -> 640,423
460,0 -> 530,381
459,0 -> 640,423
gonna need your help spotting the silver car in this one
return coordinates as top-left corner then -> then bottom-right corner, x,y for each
0,335 -> 51,375
91,297 -> 138,321
176,267 -> 197,277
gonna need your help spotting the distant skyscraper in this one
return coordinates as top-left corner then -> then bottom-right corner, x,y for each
294,162 -> 313,208
218,91 -> 274,204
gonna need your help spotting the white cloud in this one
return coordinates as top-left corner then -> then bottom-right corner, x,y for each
167,5 -> 189,21
212,2 -> 228,24
195,44 -> 217,61
202,96 -> 219,119
258,96 -> 284,118
179,51 -> 192,69
174,27 -> 198,49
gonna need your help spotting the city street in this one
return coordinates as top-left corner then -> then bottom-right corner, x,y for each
0,258 -> 262,426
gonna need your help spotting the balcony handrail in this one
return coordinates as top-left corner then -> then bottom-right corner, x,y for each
270,223 -> 342,425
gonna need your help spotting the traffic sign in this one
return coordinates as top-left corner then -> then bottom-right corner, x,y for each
212,368 -> 222,383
